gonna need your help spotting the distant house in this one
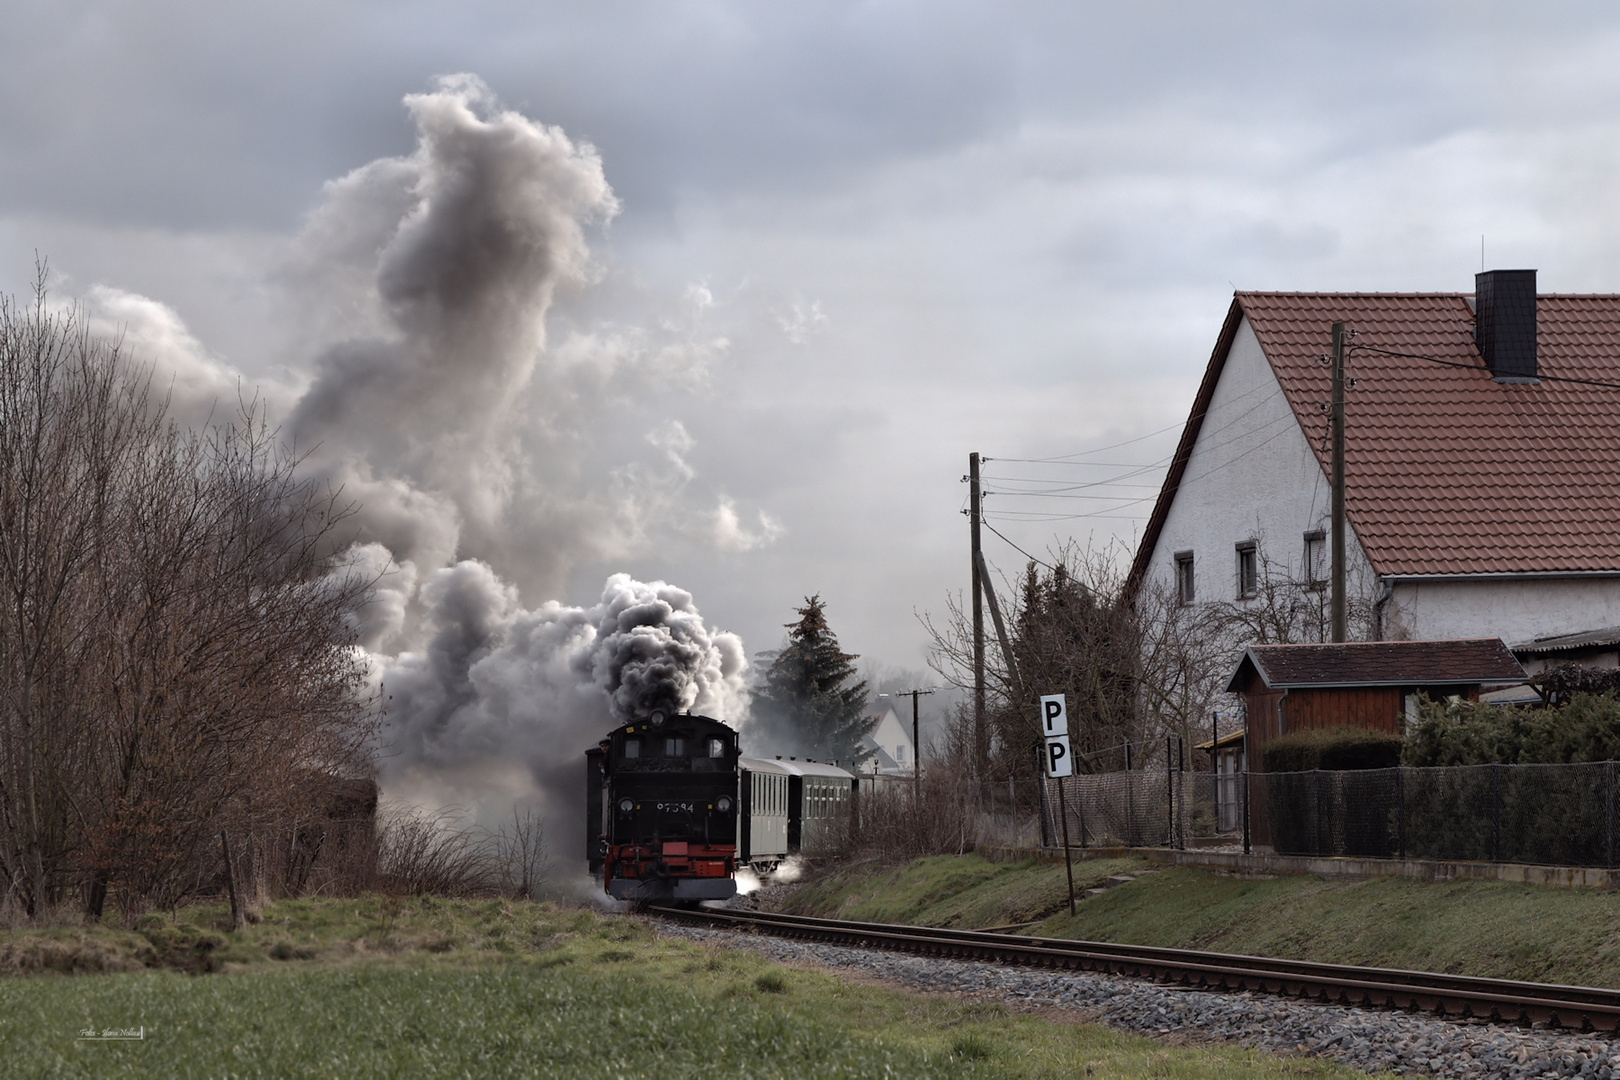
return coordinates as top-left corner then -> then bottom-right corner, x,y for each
858,706 -> 916,776
1226,638 -> 1528,773
1127,272 -> 1620,648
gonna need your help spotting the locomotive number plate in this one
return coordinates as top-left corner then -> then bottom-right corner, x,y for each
656,802 -> 695,813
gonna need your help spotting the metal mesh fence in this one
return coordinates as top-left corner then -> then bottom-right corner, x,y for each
1250,762 -> 1620,867
1036,770 -> 1227,850
1031,761 -> 1620,868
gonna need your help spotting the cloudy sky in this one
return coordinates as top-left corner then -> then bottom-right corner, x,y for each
5,1 -> 1620,687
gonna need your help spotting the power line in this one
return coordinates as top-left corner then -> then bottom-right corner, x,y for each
984,379 -> 1288,465
984,420 -> 1183,463
981,521 -> 1055,570
1351,344 -> 1620,391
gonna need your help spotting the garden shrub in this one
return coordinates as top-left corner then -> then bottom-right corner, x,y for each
1262,726 -> 1403,772
1402,693 -> 1620,766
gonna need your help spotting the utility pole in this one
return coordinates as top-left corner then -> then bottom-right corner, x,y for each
977,550 -> 1022,697
968,452 -> 986,781
880,689 -> 936,802
1330,321 -> 1348,643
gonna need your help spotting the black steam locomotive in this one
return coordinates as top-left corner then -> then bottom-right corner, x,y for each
585,710 -> 856,903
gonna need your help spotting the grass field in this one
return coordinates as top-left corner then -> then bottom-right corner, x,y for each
782,853 -> 1149,929
0,894 -> 1372,1078
781,854 -> 1620,987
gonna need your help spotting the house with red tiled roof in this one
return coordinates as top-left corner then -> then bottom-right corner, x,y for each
1127,270 -> 1620,650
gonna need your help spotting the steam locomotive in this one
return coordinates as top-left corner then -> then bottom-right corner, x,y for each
585,710 -> 856,903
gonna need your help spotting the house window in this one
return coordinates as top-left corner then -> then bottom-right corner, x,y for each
1174,551 -> 1195,605
1236,541 -> 1258,599
1303,530 -> 1326,587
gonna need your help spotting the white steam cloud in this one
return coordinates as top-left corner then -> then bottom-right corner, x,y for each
71,74 -> 776,854
286,72 -> 620,577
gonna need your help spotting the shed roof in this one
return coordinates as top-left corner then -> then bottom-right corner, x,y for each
1225,638 -> 1526,693
1128,291 -> 1620,591
1511,625 -> 1620,656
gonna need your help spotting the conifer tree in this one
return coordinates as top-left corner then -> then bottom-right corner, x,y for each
751,596 -> 874,764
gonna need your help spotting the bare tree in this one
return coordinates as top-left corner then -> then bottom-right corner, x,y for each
925,540 -> 1142,786
0,271 -> 380,924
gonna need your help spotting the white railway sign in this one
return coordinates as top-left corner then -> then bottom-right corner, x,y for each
1040,694 -> 1072,779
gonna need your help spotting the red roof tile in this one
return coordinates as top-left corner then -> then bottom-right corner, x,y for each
1128,291 -> 1620,588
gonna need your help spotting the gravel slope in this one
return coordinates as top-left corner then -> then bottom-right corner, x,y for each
656,920 -> 1620,1079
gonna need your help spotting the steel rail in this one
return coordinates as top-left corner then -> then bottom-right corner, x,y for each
651,905 -> 1620,1033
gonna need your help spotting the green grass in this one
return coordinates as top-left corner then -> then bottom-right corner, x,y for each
0,895 -> 1373,1078
1032,866 -> 1620,987
783,854 -> 1147,928
785,853 -> 1620,988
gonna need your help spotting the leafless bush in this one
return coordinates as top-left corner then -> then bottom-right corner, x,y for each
372,803 -> 550,899
489,808 -> 549,901
826,704 -> 987,865
374,804 -> 500,897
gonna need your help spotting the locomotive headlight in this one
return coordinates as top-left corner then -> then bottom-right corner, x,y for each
618,798 -> 634,813
649,709 -> 667,726
715,796 -> 733,813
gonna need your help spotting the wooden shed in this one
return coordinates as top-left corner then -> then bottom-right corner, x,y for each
1226,638 -> 1527,774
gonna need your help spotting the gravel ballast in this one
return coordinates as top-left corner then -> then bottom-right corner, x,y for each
655,920 -> 1620,1079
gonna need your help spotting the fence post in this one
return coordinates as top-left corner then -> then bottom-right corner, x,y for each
1077,773 -> 1089,848
1125,742 -> 1135,847
1491,763 -> 1502,864
1166,735 -> 1175,849
1607,760 -> 1615,870
1312,769 -> 1323,856
1035,744 -> 1051,848
1241,761 -> 1251,855
997,780 -> 1010,848
1396,766 -> 1406,861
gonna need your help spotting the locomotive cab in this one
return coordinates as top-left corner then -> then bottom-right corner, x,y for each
589,711 -> 739,903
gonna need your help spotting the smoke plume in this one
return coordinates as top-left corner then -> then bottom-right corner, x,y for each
71,74 -> 775,856
381,565 -> 747,843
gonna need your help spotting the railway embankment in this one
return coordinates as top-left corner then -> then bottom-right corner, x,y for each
779,854 -> 1620,988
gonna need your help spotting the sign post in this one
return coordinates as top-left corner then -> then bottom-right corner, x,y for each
1040,694 -> 1076,916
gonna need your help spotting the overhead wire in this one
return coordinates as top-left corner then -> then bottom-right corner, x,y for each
981,521 -> 1054,570
1351,344 -> 1620,390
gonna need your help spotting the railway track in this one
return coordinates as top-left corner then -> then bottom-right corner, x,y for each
651,905 -> 1620,1034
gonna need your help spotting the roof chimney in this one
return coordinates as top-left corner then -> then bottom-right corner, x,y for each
1474,269 -> 1537,381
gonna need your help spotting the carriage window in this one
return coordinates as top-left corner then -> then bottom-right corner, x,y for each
622,738 -> 640,759
664,737 -> 685,756
708,738 -> 724,758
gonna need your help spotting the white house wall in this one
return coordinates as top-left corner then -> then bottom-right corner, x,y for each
1388,577 -> 1620,645
1145,317 -> 1376,607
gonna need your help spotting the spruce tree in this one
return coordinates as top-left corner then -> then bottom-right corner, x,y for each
752,596 -> 874,764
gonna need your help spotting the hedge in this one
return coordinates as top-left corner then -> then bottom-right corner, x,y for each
1402,693 -> 1620,766
1261,725 -> 1404,773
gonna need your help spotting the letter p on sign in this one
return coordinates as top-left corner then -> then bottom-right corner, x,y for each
1040,694 -> 1068,738
1040,694 -> 1071,778
1045,735 -> 1072,778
